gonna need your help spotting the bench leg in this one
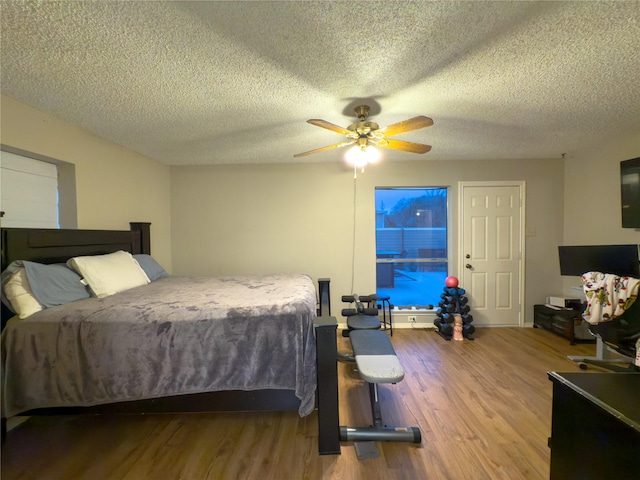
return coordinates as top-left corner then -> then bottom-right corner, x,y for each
340,383 -> 422,444
369,383 -> 383,427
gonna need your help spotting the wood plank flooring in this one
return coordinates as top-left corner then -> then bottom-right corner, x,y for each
1,327 -> 599,480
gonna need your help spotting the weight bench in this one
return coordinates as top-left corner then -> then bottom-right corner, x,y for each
341,294 -> 381,337
338,294 -> 382,362
340,329 -> 421,457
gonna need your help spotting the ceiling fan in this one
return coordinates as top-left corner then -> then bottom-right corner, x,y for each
293,105 -> 433,159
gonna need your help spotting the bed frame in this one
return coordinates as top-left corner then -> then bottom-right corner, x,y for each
0,223 -> 340,454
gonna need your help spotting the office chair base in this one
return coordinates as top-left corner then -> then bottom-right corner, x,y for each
574,359 -> 639,372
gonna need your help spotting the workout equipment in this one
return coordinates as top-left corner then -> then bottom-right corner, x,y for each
341,293 -> 394,334
445,275 -> 459,288
340,293 -> 387,337
338,297 -> 421,459
341,293 -> 380,317
340,330 -> 421,451
338,293 -> 382,359
434,280 -> 474,340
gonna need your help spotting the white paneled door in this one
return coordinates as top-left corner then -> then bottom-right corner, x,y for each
459,182 -> 525,326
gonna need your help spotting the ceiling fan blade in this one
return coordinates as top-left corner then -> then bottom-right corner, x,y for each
307,119 -> 353,136
378,138 -> 432,154
293,140 -> 355,158
377,116 -> 434,137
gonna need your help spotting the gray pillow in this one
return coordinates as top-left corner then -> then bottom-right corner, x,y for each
22,261 -> 90,308
134,254 -> 169,282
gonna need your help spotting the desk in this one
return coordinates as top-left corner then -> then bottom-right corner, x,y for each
548,372 -> 640,479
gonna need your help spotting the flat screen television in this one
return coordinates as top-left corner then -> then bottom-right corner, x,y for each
621,157 -> 640,228
558,244 -> 640,277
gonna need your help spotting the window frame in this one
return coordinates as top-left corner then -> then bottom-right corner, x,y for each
375,186 -> 450,309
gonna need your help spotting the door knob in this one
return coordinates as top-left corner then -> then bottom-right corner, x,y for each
465,264 -> 473,269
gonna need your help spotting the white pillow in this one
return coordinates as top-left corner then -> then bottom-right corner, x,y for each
4,268 -> 44,319
67,250 -> 150,298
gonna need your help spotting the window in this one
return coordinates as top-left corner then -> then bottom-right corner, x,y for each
1,150 -> 59,228
375,187 -> 448,308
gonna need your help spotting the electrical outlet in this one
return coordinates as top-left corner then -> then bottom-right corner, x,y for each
408,315 -> 417,323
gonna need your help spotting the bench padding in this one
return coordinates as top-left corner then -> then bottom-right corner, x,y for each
346,314 -> 381,330
349,330 -> 404,384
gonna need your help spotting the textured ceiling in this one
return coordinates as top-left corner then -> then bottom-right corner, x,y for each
1,1 -> 639,166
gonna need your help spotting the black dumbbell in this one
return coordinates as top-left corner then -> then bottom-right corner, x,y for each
439,323 -> 453,337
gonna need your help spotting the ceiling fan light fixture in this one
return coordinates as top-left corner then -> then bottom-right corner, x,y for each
345,144 -> 381,167
294,104 -> 433,159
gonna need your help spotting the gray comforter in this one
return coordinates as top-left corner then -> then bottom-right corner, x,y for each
2,274 -> 318,417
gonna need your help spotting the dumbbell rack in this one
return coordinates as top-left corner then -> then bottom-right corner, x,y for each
433,286 -> 475,340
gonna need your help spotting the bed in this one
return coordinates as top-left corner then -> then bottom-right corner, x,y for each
1,223 -> 340,454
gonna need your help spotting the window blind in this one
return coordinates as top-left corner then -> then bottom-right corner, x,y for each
1,150 -> 59,228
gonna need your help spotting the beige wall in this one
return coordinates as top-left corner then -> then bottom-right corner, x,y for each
564,130 -> 640,244
561,130 -> 640,294
0,95 -> 173,271
171,156 -> 565,324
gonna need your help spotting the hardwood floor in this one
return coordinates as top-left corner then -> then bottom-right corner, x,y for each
1,327 -> 598,480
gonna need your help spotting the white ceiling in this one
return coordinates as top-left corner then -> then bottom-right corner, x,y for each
1,1 -> 639,166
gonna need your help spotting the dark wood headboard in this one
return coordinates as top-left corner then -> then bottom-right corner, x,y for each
1,222 -> 151,271
1,222 -> 151,325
